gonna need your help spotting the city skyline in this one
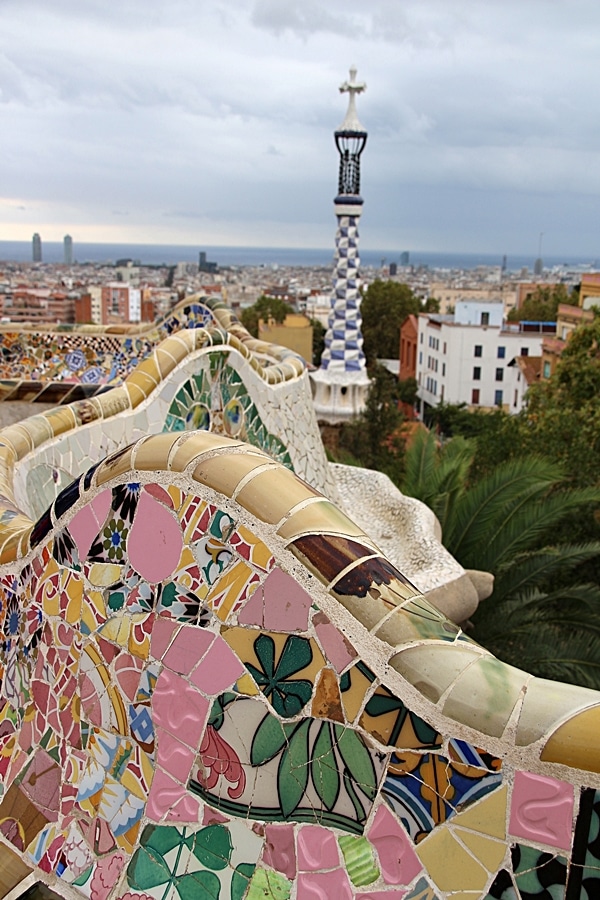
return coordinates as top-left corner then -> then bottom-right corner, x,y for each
3,0 -> 600,256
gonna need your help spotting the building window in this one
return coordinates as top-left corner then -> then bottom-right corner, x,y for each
442,363 -> 446,376
495,389 -> 503,407
543,361 -> 551,378
474,345 -> 482,357
472,389 -> 480,405
420,333 -> 424,343
514,390 -> 518,407
419,351 -> 423,364
443,342 -> 447,354
481,312 -> 490,326
497,346 -> 506,358
521,347 -> 529,356
473,366 -> 481,380
495,368 -> 504,381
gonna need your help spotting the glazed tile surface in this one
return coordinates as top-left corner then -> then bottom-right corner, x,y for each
0,301 -> 600,899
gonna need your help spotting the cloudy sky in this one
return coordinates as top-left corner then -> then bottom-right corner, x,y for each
2,0 -> 600,255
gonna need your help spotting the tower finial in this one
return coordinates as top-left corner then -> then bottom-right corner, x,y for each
338,66 -> 366,133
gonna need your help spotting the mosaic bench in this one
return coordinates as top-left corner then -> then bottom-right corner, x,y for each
0,317 -> 598,900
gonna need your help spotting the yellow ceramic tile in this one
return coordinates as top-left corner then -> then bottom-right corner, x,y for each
167,485 -> 184,511
453,829 -> 507,872
390,644 -> 486,704
311,667 -> 345,723
235,467 -> 321,524
222,627 -> 325,714
340,663 -> 375,724
82,591 -> 107,632
0,429 -> 32,461
133,433 -> 180,471
95,447 -> 135,485
234,524 -> 274,571
449,784 -> 507,840
41,407 -> 78,439
99,615 -> 131,647
64,574 -> 84,625
0,529 -> 27,564
235,673 -> 260,696
442,657 -> 528,738
123,366 -> 157,409
205,560 -> 259,622
516,677 -> 600,747
358,683 -> 440,749
416,828 -> 488,893
277,500 -> 368,542
169,433 -> 245,473
193,453 -> 275,498
88,563 -> 123,587
541,704 -> 600,772
97,387 -> 130,419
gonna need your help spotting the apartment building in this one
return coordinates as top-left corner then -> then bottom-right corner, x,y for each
414,302 -> 553,416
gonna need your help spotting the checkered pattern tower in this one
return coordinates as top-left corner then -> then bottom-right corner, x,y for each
311,67 -> 370,424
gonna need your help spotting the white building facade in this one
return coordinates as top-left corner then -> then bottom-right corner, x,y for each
415,302 -> 548,416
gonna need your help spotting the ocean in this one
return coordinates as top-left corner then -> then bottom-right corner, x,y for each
0,240 -> 598,272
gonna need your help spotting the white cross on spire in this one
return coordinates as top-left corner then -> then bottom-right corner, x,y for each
338,66 -> 366,132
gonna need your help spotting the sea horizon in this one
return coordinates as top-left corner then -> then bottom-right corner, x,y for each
0,240 -> 598,273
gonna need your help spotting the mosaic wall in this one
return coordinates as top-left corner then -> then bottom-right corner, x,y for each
0,307 -> 600,898
0,432 -> 600,899
0,296 -> 304,391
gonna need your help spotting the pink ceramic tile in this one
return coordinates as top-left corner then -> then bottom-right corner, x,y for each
313,612 -> 357,673
509,771 -> 574,850
368,804 -> 422,886
237,586 -> 264,626
146,768 -> 199,822
114,653 -> 144,701
128,491 -> 183,583
203,805 -> 229,825
163,625 -> 215,675
297,870 -> 353,899
88,850 -> 127,900
263,567 -> 312,632
152,669 -> 209,749
150,617 -> 179,661
191,635 -> 245,695
262,824 -> 297,879
155,728 -> 196,782
297,824 -> 341,871
356,893 -> 406,900
68,489 -> 112,560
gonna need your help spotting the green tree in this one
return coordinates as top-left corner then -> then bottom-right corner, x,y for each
522,313 -> 600,486
397,377 -> 418,406
310,318 -> 326,367
507,283 -> 575,322
240,295 -> 292,338
401,430 -> 600,688
360,280 -> 421,363
339,364 -> 405,479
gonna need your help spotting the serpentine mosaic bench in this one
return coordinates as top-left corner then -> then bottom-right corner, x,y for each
0,310 -> 598,900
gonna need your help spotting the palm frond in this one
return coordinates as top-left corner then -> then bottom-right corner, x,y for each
491,543 -> 600,605
442,456 -> 565,563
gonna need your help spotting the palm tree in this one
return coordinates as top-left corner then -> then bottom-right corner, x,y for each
400,430 -> 600,689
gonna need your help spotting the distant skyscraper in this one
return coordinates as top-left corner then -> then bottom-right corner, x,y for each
311,67 -> 370,424
64,234 -> 73,265
32,233 -> 42,263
